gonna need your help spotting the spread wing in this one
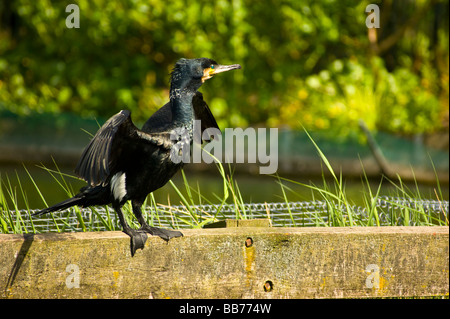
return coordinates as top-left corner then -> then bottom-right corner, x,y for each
75,110 -> 174,187
192,92 -> 220,144
192,92 -> 219,132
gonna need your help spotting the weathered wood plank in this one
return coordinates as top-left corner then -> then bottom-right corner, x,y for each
0,226 -> 448,298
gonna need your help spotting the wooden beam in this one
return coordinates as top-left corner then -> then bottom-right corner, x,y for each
1,226 -> 448,298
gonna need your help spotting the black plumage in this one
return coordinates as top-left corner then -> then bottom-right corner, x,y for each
144,91 -> 220,144
34,58 -> 241,256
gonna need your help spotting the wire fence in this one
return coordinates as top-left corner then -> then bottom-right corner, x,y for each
3,196 -> 448,234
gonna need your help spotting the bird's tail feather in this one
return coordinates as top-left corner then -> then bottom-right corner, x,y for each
32,195 -> 84,217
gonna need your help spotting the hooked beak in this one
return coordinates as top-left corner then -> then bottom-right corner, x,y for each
202,64 -> 241,82
212,64 -> 242,74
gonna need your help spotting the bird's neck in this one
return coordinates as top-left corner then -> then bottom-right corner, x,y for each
169,87 -> 195,125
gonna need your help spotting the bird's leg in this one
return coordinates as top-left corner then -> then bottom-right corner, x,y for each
114,203 -> 148,256
132,200 -> 183,241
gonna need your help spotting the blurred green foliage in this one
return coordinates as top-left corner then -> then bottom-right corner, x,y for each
0,0 -> 448,138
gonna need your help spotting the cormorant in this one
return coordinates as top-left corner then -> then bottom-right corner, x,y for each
33,58 -> 241,256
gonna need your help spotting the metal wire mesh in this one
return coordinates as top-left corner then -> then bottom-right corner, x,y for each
5,196 -> 448,234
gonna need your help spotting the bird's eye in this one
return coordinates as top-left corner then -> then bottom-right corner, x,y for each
211,65 -> 215,69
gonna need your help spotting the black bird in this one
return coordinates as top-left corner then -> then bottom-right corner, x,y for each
34,58 -> 241,256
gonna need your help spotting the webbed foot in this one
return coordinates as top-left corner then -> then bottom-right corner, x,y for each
123,229 -> 148,257
139,225 -> 183,242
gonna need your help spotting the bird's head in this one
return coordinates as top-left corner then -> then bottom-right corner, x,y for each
170,58 -> 241,97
